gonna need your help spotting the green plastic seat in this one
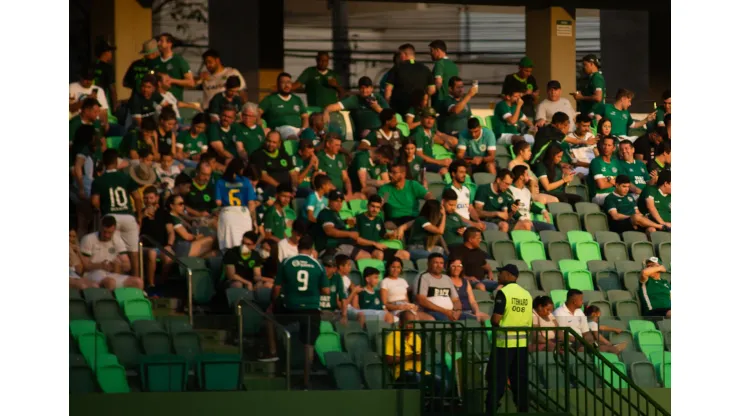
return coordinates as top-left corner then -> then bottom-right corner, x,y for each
483,229 -> 510,242
83,287 -> 114,303
78,332 -> 109,365
657,362 -> 670,387
575,202 -> 601,216
622,271 -> 641,296
517,271 -> 537,292
658,242 -> 670,265
503,259 -> 529,271
628,319 -> 656,335
70,320 -> 97,339
630,241 -> 655,264
397,122 -> 410,136
636,330 -> 664,357
105,136 -> 123,150
656,319 -> 671,332
566,270 -> 594,291
114,288 -> 146,306
172,331 -> 203,363
363,362 -> 385,389
425,172 -> 444,185
540,270 -> 565,294
108,331 -> 142,369
320,321 -> 336,334
132,319 -> 165,334
550,290 -> 568,308
324,351 -> 353,370
519,241 -> 546,268
123,298 -> 154,322
432,144 -> 453,160
588,300 -> 612,318
473,172 -> 496,186
415,258 -> 428,272
70,298 -> 92,321
630,362 -> 659,388
378,239 -> 404,250
594,355 -> 628,388
575,241 -> 602,263
615,260 -> 642,277
594,231 -> 621,245
558,259 -> 588,277
99,320 -> 131,336
567,231 -> 594,250
140,354 -> 188,392
70,354 -> 98,394
161,318 -> 193,334
283,139 -> 299,156
511,230 -> 540,247
610,332 -> 635,352
620,350 -> 647,368
315,332 -> 343,366
333,362 -> 365,390
348,199 -> 368,215
531,259 -> 558,277
547,241 -> 573,263
195,353 -> 242,391
357,258 -> 385,275
539,230 -> 566,245
344,331 -> 372,363
96,354 -> 130,393
614,300 -> 640,320
555,212 -> 581,232
492,240 -> 517,262
587,260 -> 612,274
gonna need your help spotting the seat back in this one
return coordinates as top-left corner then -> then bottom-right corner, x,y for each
558,259 -> 588,276
540,270 -> 565,293
575,202 -> 601,216
550,290 -> 568,308
594,231 -> 621,245
539,230 -> 566,245
575,241 -> 602,263
492,240 -> 517,262
584,212 -> 609,234
630,242 -> 655,264
315,332 -> 343,366
483,229 -> 510,242
630,361 -> 659,388
511,230 -> 540,247
595,271 -> 622,292
603,241 -> 629,262
566,270 -> 594,291
607,290 -> 633,303
123,298 -> 154,322
519,241 -> 546,268
547,241 -> 573,263
96,355 -> 130,393
556,212 -> 582,232
195,353 -> 243,391
70,354 -> 98,394
140,354 -> 188,392
588,301 -> 612,318
546,202 -> 574,215
622,231 -> 648,245
114,288 -> 146,306
615,300 -> 641,319
70,320 -> 97,339
517,271 -> 538,292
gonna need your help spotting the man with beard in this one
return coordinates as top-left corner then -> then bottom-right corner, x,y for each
324,76 -> 389,140
436,76 -> 477,137
259,72 -> 309,139
198,48 -> 247,109
293,51 -> 344,108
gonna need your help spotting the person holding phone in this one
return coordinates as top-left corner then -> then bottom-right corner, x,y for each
435,76 -> 477,137
591,88 -> 656,143
69,66 -> 110,132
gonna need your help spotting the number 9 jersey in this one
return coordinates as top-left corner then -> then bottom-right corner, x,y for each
214,176 -> 257,207
275,254 -> 330,310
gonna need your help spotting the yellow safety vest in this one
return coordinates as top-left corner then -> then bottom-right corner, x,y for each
496,283 -> 533,348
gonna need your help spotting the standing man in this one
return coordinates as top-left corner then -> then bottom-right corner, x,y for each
271,235 -> 331,389
90,149 -> 143,278
154,33 -> 195,101
535,80 -> 575,130
198,48 -> 247,109
93,40 -> 117,112
638,257 -> 671,318
384,44 -> 436,115
293,51 -> 344,108
263,184 -> 293,243
572,54 -> 605,117
122,39 -> 160,98
436,76 -> 477,137
429,40 -> 458,106
486,264 -> 531,414
502,57 -> 539,120
259,72 -> 309,139
324,76 -> 388,142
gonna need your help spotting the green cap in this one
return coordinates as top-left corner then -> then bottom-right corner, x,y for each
420,107 -> 438,118
519,57 -> 534,68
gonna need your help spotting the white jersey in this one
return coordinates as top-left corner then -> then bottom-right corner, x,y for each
508,185 -> 534,221
277,238 -> 299,262
69,82 -> 109,118
449,184 -> 472,220
79,232 -> 126,264
202,67 -> 247,108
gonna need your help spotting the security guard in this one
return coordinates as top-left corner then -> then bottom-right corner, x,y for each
486,264 -> 532,413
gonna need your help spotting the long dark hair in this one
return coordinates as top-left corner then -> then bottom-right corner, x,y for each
410,89 -> 428,112
419,199 -> 443,250
223,157 -> 246,182
542,145 -> 564,183
399,138 -> 417,180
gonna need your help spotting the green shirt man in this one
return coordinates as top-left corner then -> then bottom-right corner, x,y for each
593,103 -> 633,136
292,155 -> 315,189
259,93 -> 307,129
355,213 -> 385,242
320,273 -> 347,311
436,95 -> 472,136
208,93 -> 244,119
349,151 -> 387,192
378,180 -> 429,220
176,130 -> 207,157
588,156 -> 622,198
338,93 -> 389,134
473,183 -> 515,219
185,179 -> 217,214
91,170 -> 140,216
638,276 -> 671,312
154,54 -> 191,101
578,71 -> 606,116
405,155 -> 426,183
263,206 -> 287,239
620,159 -> 649,191
207,123 -> 240,156
123,57 -> 158,94
603,192 -> 638,216
493,100 -> 525,139
432,57 -> 459,103
315,208 -> 349,252
276,254 -> 330,310
296,66 -> 340,108
233,123 -> 266,155
442,211 -> 466,247
637,186 -> 671,223
412,126 -> 437,159
317,151 -> 348,192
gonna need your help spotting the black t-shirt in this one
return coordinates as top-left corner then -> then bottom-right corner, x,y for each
502,74 -> 538,119
633,134 -> 658,166
493,287 -> 507,315
647,160 -> 670,175
185,180 -> 217,213
223,246 -> 263,282
140,207 -> 173,247
449,244 -> 489,281
93,60 -> 115,98
156,129 -> 175,155
386,60 -> 435,114
250,148 -> 295,187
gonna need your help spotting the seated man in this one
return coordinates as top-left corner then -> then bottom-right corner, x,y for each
221,231 -> 269,291
441,188 -> 486,249
493,85 -> 534,145
378,163 -> 435,229
319,255 -> 351,324
564,113 -> 598,174
508,165 -> 555,232
350,267 -> 396,324
448,227 -> 497,292
259,72 -> 309,139
233,103 -> 268,157
647,141 -> 671,177
121,117 -> 158,161
250,131 -> 297,191
348,145 -> 394,197
473,168 -> 517,232
315,190 -> 385,260
456,118 -> 496,174
535,80 -> 575,130
414,253 -> 463,321
208,75 -> 244,122
587,136 -> 621,206
412,107 -> 457,175
603,175 -> 667,235
638,257 -> 671,318
299,112 -> 327,145
617,140 -> 649,200
361,108 -> 402,151
637,170 -> 671,231
206,104 -> 239,163
554,289 -> 626,353
353,195 -> 411,260
69,97 -> 103,147
592,88 -> 655,142
79,216 -> 144,290
436,76 -> 476,137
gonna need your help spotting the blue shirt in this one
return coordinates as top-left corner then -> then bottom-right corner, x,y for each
458,127 -> 497,158
215,175 -> 257,207
303,191 -> 328,220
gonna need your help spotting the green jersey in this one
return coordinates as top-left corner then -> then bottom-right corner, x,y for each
320,273 -> 347,311
153,54 -> 191,101
123,57 -> 158,93
317,151 -> 348,192
588,156 -> 622,197
637,186 -> 671,223
578,71 -> 606,116
363,128 -> 402,149
299,127 -> 323,144
177,130 -> 207,157
315,209 -> 349,252
208,92 -> 243,118
474,183 -> 515,214
129,92 -> 162,120
355,213 -> 385,242
620,159 -> 649,191
338,93 -> 389,134
349,151 -> 387,192
493,100 -> 525,138
432,57 -> 459,102
207,123 -> 240,155
638,277 -> 671,311
120,130 -> 154,157
403,155 -> 426,183
378,180 -> 428,219
412,126 -> 437,159
593,103 -> 633,136
358,288 -> 383,310
443,212 -> 466,247
458,128 -> 496,158
276,254 -> 330,310
292,155 -> 315,189
259,93 -> 307,129
407,217 -> 433,246
436,96 -> 471,136
532,162 -> 565,193
603,192 -> 638,216
69,116 -> 102,146
263,206 -> 287,239
296,66 -> 340,108
233,123 -> 266,155
90,170 -> 140,216
170,215 -> 189,243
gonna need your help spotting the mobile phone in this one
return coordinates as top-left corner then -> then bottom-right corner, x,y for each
472,80 -> 479,87
514,200 -> 520,205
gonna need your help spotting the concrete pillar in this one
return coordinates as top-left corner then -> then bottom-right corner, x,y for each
600,10 -> 650,112
525,6 -> 577,109
91,0 -> 153,100
648,9 -> 671,101
258,0 -> 285,101
331,0 -> 351,89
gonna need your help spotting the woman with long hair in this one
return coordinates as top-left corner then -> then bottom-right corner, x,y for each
399,138 -> 427,187
531,296 -> 558,351
167,194 -> 216,257
533,145 -> 582,206
379,257 -> 434,320
215,158 -> 258,250
448,258 -> 489,322
397,199 -> 446,261
404,89 -> 430,131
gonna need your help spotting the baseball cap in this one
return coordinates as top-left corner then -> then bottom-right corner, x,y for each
358,76 -> 373,87
140,38 -> 158,54
94,40 -> 116,56
546,80 -> 562,90
322,255 -> 337,267
645,257 -> 661,265
420,107 -> 438,118
327,190 -> 345,201
496,264 -> 519,277
519,57 -> 534,68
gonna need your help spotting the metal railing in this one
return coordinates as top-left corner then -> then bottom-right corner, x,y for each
236,299 -> 292,391
381,323 -> 670,416
138,235 -> 193,325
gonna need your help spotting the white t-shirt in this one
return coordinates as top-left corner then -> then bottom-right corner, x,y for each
535,98 -> 575,131
532,311 -> 557,340
154,163 -> 182,190
69,82 -> 110,117
277,238 -> 299,262
342,275 -> 352,296
380,277 -> 410,303
449,184 -> 472,219
157,91 -> 181,120
202,67 -> 247,108
80,232 -> 126,264
565,132 -> 597,164
553,305 -> 590,336
508,185 -> 534,221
